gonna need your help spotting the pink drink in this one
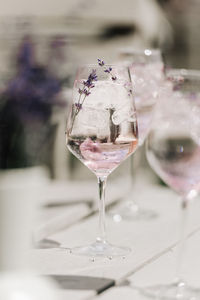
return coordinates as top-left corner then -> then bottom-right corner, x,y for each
146,132 -> 200,197
67,135 -> 138,177
66,79 -> 138,177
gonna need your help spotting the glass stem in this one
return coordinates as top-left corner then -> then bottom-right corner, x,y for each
175,197 -> 189,284
97,176 -> 107,243
129,154 -> 138,205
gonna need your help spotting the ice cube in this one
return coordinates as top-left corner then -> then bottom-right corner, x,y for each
79,106 -> 109,129
84,81 -> 129,110
112,106 -> 136,125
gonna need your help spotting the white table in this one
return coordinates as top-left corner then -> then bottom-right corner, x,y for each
32,175 -> 200,300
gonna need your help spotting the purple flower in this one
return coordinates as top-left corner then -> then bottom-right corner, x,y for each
98,59 -> 105,66
84,90 -> 91,96
82,88 -> 91,96
78,88 -> 83,94
98,59 -> 117,80
88,69 -> 98,82
75,102 -> 82,109
79,69 -> 97,97
83,80 -> 91,88
84,80 -> 96,88
104,67 -> 112,73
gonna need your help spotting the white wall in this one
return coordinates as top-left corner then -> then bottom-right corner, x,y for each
0,0 -> 80,16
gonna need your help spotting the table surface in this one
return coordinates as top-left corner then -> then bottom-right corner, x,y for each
32,172 -> 200,300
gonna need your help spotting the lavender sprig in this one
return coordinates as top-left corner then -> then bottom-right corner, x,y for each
70,69 -> 97,133
70,60 -> 117,134
97,59 -> 105,66
75,69 -> 97,108
75,102 -> 82,109
98,59 -> 117,81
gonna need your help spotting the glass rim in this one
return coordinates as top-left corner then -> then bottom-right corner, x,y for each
166,68 -> 200,79
118,47 -> 161,56
77,63 -> 127,68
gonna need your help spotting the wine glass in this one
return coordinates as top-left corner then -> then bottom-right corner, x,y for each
143,69 -> 200,299
112,49 -> 164,220
65,62 -> 138,258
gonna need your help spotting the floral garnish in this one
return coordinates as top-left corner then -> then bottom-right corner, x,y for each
104,67 -> 112,73
75,69 -> 97,109
97,59 -> 105,66
70,60 -> 117,134
98,59 -> 117,81
111,75 -> 117,81
75,102 -> 82,109
70,69 -> 97,133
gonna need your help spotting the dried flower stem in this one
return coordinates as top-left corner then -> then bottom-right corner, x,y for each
70,69 -> 97,134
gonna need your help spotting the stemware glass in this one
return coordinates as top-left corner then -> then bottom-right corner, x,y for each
112,49 -> 164,220
143,69 -> 200,299
65,63 -> 138,258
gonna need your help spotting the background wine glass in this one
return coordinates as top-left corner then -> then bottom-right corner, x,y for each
65,63 -> 138,258
111,48 -> 164,220
143,69 -> 200,299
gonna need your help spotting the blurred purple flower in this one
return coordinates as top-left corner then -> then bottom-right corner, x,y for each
3,36 -> 64,123
5,66 -> 61,122
0,34 -> 68,169
17,35 -> 35,70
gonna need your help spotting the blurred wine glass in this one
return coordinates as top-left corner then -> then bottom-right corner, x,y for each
111,48 -> 164,220
143,69 -> 200,299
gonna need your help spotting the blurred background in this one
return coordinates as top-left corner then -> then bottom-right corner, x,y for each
0,0 -> 200,180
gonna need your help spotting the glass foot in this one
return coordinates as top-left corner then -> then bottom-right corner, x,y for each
140,281 -> 200,300
110,201 -> 157,222
67,239 -> 131,259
